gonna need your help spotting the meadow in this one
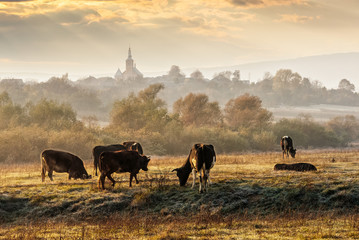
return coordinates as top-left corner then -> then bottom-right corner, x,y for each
1,149 -> 359,239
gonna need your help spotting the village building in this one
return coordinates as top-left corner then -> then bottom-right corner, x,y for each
114,47 -> 143,81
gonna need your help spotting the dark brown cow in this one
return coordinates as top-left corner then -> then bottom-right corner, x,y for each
41,149 -> 91,182
281,136 -> 296,159
122,141 -> 143,155
98,150 -> 150,189
274,163 -> 317,171
172,143 -> 216,193
93,144 -> 126,176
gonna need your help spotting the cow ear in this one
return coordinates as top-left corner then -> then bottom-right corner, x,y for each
194,144 -> 201,149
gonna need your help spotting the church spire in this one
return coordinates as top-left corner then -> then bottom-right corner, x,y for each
128,46 -> 132,59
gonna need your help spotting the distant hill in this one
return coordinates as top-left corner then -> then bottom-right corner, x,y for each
180,52 -> 359,89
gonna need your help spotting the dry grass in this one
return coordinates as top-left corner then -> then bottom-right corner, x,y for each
1,149 -> 359,239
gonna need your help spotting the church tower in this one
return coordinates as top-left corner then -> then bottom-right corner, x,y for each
115,47 -> 143,81
126,47 -> 134,74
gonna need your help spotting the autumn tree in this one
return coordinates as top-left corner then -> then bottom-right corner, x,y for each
28,99 -> 78,129
224,94 -> 272,131
0,91 -> 27,129
173,93 -> 222,127
110,83 -> 174,132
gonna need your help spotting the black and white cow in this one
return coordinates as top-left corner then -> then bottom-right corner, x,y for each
172,143 -> 216,193
281,136 -> 296,159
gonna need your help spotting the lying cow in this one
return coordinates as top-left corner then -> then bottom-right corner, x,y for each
122,141 -> 143,155
41,149 -> 91,182
92,144 -> 126,176
281,136 -> 296,159
172,143 -> 216,193
274,163 -> 317,172
98,150 -> 150,190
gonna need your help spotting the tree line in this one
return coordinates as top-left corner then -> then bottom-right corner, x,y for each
0,68 -> 358,124
0,83 -> 358,163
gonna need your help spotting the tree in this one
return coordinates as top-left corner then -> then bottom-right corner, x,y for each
168,65 -> 185,83
338,79 -> 355,92
0,91 -> 26,129
327,115 -> 359,145
173,93 -> 222,127
224,94 -> 272,131
28,99 -> 78,129
110,84 -> 172,132
232,70 -> 240,81
190,70 -> 205,81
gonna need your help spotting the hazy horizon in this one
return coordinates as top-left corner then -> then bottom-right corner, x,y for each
1,0 -> 358,84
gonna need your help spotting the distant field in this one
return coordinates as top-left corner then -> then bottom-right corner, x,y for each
268,104 -> 359,122
1,149 -> 359,239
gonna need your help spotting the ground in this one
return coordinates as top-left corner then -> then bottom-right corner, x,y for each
1,149 -> 359,239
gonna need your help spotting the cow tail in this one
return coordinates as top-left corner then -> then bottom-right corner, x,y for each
41,154 -> 46,182
98,153 -> 105,172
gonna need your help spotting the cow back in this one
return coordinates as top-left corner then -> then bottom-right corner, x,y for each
99,150 -> 150,174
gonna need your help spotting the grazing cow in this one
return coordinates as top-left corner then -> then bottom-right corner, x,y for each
41,149 -> 91,182
281,136 -> 296,159
122,141 -> 144,155
98,150 -> 150,189
92,144 -> 126,176
274,163 -> 317,172
172,143 -> 216,193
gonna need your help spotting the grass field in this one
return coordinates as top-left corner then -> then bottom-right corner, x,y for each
1,149 -> 359,239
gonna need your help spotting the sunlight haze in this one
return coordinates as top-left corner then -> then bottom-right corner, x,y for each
0,0 -> 358,86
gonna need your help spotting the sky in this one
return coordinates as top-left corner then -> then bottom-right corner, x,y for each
0,0 -> 359,80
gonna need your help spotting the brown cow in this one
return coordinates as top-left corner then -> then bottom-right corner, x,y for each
98,150 -> 150,189
92,144 -> 126,176
122,141 -> 143,155
41,149 -> 91,182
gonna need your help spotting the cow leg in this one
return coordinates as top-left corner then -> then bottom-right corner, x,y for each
48,170 -> 53,181
129,174 -> 134,187
94,161 -> 98,177
204,169 -> 210,192
107,173 -> 116,187
41,167 -> 46,182
191,169 -> 196,189
134,174 -> 139,184
98,173 -> 106,189
198,170 -> 203,193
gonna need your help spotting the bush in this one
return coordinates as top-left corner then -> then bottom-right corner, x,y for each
0,126 -> 49,163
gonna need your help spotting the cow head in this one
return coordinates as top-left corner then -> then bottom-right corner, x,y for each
289,148 -> 296,158
141,155 -> 151,171
172,168 -> 190,186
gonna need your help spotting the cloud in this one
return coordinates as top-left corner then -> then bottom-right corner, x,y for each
228,0 -> 264,7
0,0 -> 33,2
227,0 -> 308,8
275,14 -> 318,23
